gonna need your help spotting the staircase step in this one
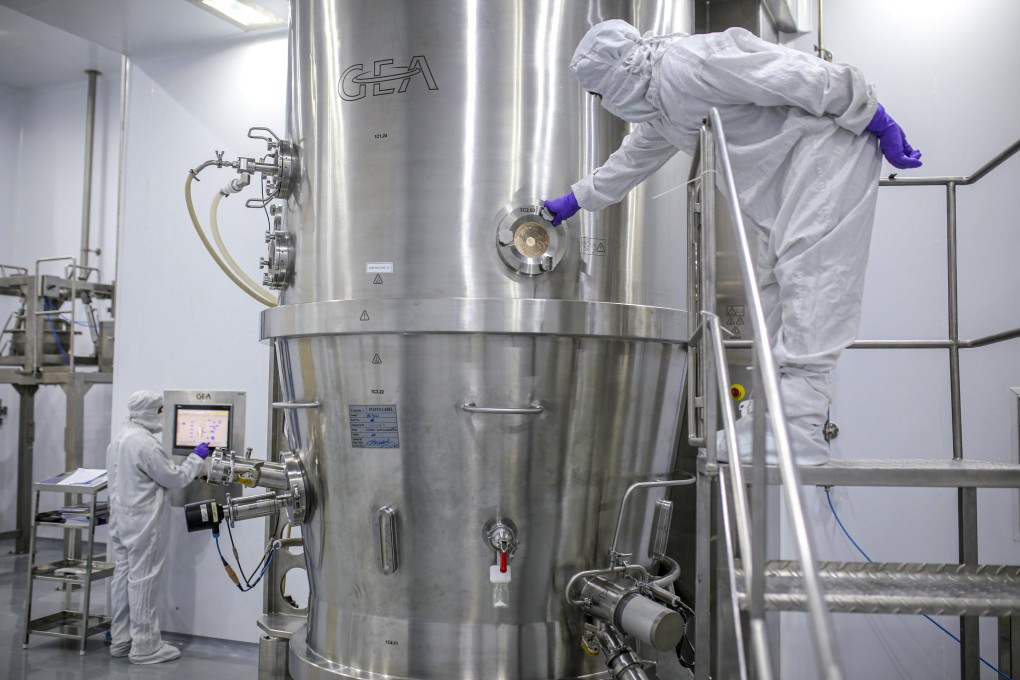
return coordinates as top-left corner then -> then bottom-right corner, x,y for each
734,560 -> 1020,616
742,457 -> 1020,488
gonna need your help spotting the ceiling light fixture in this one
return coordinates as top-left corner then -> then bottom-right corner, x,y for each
190,0 -> 287,30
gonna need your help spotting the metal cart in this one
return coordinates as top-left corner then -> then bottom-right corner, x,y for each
22,472 -> 113,654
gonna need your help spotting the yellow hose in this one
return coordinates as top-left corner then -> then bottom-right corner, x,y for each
210,191 -> 267,294
185,172 -> 277,307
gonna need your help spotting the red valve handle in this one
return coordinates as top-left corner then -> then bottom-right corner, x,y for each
499,550 -> 508,573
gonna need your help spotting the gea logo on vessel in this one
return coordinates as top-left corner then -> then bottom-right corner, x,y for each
338,56 -> 438,101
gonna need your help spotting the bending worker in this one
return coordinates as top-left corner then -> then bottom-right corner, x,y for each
544,21 -> 921,465
106,390 -> 211,664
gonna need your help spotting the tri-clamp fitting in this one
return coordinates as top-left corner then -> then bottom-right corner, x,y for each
191,127 -> 295,209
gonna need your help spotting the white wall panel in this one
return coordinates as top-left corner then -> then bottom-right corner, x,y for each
114,36 -> 286,642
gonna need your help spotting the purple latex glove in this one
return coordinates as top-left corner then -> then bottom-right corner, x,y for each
543,192 -> 580,226
866,104 -> 923,170
193,442 -> 212,460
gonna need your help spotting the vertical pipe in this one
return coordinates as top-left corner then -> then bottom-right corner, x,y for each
14,385 -> 38,555
702,124 -> 717,456
946,180 -> 979,678
959,486 -> 980,679
750,357 -> 767,632
947,182 -> 963,459
79,70 -> 100,276
62,377 -> 91,563
693,131 -> 713,680
113,57 -> 131,298
695,475 -> 712,680
816,0 -> 823,58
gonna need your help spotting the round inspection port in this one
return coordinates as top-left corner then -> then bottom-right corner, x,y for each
494,200 -> 567,276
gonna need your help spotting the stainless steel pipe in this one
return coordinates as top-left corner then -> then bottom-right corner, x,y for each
80,70 -> 99,275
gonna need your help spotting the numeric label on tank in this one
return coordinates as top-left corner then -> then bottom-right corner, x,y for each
349,404 -> 400,449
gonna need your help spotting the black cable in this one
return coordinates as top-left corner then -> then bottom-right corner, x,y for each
225,513 -> 285,588
664,589 -> 696,670
677,630 -> 696,669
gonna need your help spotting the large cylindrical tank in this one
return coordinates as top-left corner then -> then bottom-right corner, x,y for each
262,2 -> 692,678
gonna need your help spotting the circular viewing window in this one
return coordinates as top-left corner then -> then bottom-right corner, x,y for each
495,201 -> 566,276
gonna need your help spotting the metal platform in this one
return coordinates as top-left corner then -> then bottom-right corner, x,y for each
738,457 -> 1020,488
735,560 -> 1020,616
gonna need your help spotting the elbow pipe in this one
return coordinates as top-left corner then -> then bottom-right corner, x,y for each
597,627 -> 652,680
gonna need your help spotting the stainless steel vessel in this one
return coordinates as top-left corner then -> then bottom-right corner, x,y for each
264,2 -> 692,678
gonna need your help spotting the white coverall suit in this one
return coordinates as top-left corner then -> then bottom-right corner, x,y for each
106,390 -> 203,663
570,21 -> 883,464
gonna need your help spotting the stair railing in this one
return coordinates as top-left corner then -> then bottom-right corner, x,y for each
852,138 -> 1020,679
688,108 -> 843,679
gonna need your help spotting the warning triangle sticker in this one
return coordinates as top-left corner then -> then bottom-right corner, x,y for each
373,274 -> 383,284
595,242 -> 606,253
360,310 -> 370,321
372,354 -> 382,364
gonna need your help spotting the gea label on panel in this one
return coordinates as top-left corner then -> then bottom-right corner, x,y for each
349,405 -> 400,449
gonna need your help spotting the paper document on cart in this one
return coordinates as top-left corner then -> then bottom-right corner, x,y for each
56,468 -> 108,486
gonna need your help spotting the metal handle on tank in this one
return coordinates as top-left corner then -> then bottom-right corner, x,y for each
272,401 -> 320,409
461,402 -> 544,415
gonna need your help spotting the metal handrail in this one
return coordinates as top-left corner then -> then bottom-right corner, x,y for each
864,138 -> 1020,467
861,137 -> 1018,675
878,138 -> 1020,187
689,109 -> 844,679
607,475 -> 696,566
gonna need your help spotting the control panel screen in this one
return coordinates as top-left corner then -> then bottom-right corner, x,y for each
173,405 -> 231,449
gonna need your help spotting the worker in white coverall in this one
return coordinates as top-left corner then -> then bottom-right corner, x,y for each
544,21 -> 922,465
106,390 -> 211,663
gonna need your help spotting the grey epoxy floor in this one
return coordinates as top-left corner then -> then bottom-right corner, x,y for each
1,539 -> 259,680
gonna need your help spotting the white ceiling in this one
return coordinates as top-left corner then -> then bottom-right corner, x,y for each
0,0 -> 288,91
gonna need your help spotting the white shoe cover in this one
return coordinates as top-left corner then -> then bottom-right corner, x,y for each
129,642 -> 181,665
109,641 -> 131,658
716,400 -> 829,466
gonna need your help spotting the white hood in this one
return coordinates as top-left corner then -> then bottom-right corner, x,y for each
126,389 -> 163,434
569,19 -> 681,123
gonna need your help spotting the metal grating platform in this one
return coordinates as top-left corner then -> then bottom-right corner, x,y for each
734,560 -> 1020,616
743,457 -> 1020,488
